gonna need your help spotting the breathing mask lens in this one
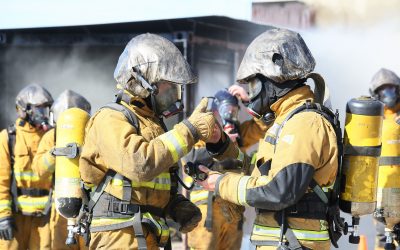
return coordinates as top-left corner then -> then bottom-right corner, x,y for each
248,77 -> 263,99
29,105 -> 51,130
218,103 -> 239,123
155,82 -> 183,117
378,86 -> 398,108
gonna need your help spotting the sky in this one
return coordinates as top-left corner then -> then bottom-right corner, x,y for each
0,0 -> 252,29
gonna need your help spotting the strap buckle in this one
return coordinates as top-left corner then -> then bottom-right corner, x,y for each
112,202 -> 138,215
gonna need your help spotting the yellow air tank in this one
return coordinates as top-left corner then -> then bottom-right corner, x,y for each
340,96 -> 384,244
53,108 -> 90,245
375,110 -> 400,249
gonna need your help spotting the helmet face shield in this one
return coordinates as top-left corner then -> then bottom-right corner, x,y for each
154,82 -> 183,117
28,105 -> 51,129
377,85 -> 399,108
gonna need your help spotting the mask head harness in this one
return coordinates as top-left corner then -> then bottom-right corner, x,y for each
245,74 -> 306,125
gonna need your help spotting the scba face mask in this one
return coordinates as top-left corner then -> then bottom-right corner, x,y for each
218,103 -> 239,124
378,86 -> 399,108
154,82 -> 184,118
27,105 -> 51,131
245,77 -> 276,125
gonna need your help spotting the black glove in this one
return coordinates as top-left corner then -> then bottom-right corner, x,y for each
213,158 -> 243,172
0,217 -> 15,240
167,194 -> 202,233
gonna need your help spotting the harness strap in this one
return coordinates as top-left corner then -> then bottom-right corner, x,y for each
204,191 -> 214,231
17,188 -> 50,197
88,170 -> 117,212
276,210 -> 303,250
133,209 -> 147,250
7,125 -> 18,213
266,101 -> 343,248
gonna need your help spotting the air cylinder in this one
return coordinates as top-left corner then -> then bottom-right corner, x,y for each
340,96 -> 384,243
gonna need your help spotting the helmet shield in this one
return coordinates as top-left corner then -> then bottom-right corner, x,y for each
237,28 -> 315,84
154,82 -> 183,117
114,33 -> 197,98
16,83 -> 53,110
51,90 -> 91,123
370,68 -> 400,94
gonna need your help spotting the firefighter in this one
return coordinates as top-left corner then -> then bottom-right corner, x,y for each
198,28 -> 340,250
0,84 -> 54,249
369,68 -> 400,250
78,33 -> 219,249
184,88 -> 269,250
32,89 -> 91,250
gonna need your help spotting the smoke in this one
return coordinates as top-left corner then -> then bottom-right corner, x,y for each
1,44 -> 122,126
301,20 -> 400,250
301,20 -> 400,123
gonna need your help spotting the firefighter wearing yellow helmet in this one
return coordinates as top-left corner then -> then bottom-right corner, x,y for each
198,28 -> 342,250
32,89 -> 91,250
78,33 -> 221,249
0,83 -> 54,249
370,68 -> 400,250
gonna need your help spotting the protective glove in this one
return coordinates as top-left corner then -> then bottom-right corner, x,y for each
186,98 -> 217,142
213,158 -> 243,172
0,217 -> 16,240
167,194 -> 202,233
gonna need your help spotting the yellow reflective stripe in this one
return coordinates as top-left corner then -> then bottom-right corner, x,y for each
159,130 -> 189,162
17,196 -> 48,212
190,190 -> 209,203
143,212 -> 169,237
0,200 -> 12,211
14,171 -> 40,182
132,181 -> 170,190
253,224 -> 330,241
111,179 -> 123,186
251,153 -> 257,165
91,217 -> 135,227
237,176 -> 251,206
183,176 -> 194,186
111,173 -> 171,191
322,182 -> 334,192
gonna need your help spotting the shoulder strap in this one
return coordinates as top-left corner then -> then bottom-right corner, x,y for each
7,125 -> 16,166
102,102 -> 140,133
7,124 -> 18,213
273,100 -> 343,203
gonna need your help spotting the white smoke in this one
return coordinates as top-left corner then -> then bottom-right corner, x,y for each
301,21 -> 400,123
2,45 -> 121,125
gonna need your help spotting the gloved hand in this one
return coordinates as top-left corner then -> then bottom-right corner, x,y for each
0,217 -> 16,240
167,194 -> 202,233
187,98 -> 218,142
213,158 -> 243,172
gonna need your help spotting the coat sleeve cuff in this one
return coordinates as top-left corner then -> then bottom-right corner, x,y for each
158,122 -> 196,163
216,173 -> 247,206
